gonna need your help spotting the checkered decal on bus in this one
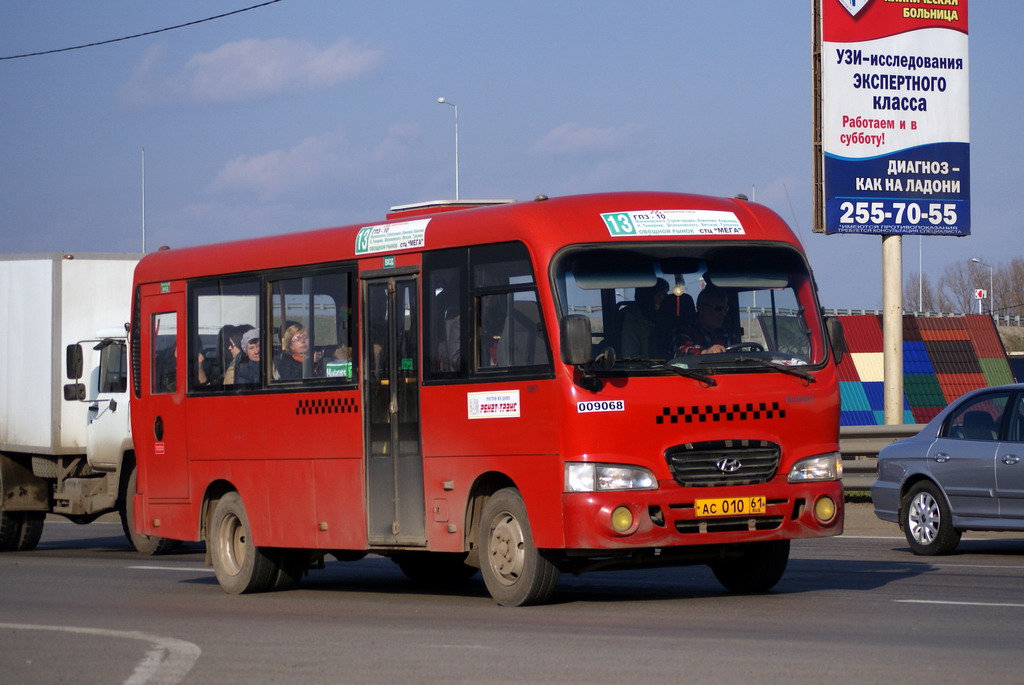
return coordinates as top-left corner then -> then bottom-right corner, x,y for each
295,397 -> 359,415
656,402 -> 785,424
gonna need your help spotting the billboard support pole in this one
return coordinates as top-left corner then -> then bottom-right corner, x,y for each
882,234 -> 904,425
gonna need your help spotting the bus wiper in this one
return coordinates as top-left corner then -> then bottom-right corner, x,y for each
731,356 -> 815,382
659,363 -> 717,386
617,357 -> 717,386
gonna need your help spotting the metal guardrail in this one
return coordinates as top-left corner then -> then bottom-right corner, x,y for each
839,423 -> 923,490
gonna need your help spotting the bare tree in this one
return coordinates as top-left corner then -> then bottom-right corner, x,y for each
904,271 -> 939,312
998,257 -> 1024,317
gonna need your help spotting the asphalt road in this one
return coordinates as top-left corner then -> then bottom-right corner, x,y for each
2,505 -> 1023,685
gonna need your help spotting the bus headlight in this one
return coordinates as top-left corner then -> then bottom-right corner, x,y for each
788,452 -> 843,482
565,463 -> 658,492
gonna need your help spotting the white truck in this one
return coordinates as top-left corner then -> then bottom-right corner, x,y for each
0,252 -> 169,554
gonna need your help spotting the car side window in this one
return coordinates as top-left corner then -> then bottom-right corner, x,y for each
1008,395 -> 1024,443
943,392 -> 1011,441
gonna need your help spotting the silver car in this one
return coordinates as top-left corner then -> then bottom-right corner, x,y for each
872,384 -> 1024,554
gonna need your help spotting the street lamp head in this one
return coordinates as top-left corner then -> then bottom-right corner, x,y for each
437,97 -> 446,104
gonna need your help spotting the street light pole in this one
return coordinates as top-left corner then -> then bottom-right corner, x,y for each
437,97 -> 459,200
971,257 -> 994,316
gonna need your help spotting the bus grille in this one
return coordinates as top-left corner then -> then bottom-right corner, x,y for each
664,440 -> 780,487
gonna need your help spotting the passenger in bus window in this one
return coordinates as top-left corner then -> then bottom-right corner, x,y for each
234,329 -> 261,385
222,324 -> 253,385
620,278 -> 669,359
192,347 -> 211,387
276,323 -> 322,380
675,286 -> 738,355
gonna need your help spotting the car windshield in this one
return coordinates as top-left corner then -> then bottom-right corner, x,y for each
553,242 -> 827,375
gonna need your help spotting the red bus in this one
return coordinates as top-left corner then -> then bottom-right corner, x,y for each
130,191 -> 845,606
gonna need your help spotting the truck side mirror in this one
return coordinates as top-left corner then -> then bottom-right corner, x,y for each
66,343 -> 84,380
63,383 -> 86,401
825,317 -> 847,365
560,315 -> 594,366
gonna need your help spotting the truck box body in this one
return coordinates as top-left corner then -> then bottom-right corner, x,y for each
0,253 -> 139,455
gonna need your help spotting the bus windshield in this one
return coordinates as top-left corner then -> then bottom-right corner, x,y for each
554,242 -> 826,373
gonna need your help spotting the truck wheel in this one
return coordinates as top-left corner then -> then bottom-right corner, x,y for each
209,492 -> 278,594
0,511 -> 44,552
478,488 -> 559,606
120,467 -> 177,555
711,540 -> 790,593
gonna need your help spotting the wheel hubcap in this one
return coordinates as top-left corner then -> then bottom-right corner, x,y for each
218,512 -> 246,576
488,511 -> 525,586
908,492 -> 940,545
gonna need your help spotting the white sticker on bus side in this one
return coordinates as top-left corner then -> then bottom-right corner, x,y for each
576,400 -> 625,413
600,209 -> 745,237
467,390 -> 521,419
354,218 -> 429,255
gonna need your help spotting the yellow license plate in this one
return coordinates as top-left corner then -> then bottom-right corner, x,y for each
693,496 -> 766,517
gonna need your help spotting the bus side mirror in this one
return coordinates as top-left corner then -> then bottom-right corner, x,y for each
66,343 -> 83,380
560,315 -> 593,366
825,317 -> 847,365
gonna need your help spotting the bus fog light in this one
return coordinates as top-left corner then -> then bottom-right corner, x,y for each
814,496 -> 837,524
611,506 -> 634,533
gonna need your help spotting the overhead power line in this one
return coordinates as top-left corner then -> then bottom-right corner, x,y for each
0,0 -> 287,61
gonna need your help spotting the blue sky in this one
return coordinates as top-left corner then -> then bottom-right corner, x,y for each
1,1 -> 1017,310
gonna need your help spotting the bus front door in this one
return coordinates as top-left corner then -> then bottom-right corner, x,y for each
363,275 -> 425,546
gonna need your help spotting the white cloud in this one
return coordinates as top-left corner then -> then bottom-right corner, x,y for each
126,36 -> 382,105
209,124 -> 424,202
530,122 -> 643,155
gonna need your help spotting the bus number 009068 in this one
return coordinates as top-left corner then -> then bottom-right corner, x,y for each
577,400 -> 625,413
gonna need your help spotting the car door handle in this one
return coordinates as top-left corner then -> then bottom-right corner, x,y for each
1003,454 -> 1021,465
933,453 -> 951,463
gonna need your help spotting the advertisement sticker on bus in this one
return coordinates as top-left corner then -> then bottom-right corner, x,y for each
468,390 -> 521,419
601,210 -> 745,237
355,218 -> 429,255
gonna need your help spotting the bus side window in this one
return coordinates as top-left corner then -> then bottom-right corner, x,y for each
269,268 -> 355,384
424,249 -> 468,379
188,276 -> 261,392
470,242 -> 551,374
151,312 -> 177,394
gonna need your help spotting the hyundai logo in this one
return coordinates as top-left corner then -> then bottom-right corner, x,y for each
715,458 -> 742,473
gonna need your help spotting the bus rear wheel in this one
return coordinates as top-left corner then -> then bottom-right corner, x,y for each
478,488 -> 559,607
209,492 -> 278,594
710,539 -> 790,593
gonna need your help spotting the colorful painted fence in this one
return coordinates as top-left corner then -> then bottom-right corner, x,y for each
836,315 -> 1015,426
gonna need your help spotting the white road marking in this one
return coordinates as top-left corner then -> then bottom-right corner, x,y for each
896,599 -> 1024,608
130,565 -> 215,573
0,623 -> 200,685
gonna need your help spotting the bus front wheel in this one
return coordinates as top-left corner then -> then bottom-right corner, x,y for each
478,488 -> 559,607
209,492 -> 278,594
710,539 -> 790,593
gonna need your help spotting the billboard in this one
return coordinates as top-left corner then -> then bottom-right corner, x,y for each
814,0 -> 969,235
